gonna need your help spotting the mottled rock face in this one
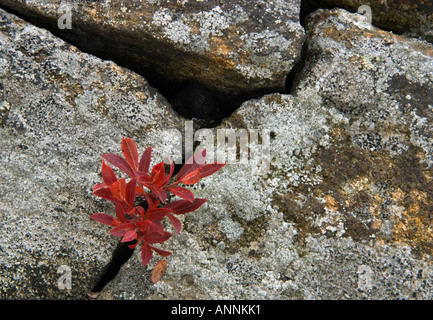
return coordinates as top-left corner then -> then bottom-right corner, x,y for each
0,9 -> 185,299
301,0 -> 433,42
292,8 -> 433,257
0,0 -> 305,98
2,0 -> 433,300
97,9 -> 433,300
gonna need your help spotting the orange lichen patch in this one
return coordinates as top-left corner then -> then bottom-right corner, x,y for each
369,194 -> 385,216
370,219 -> 382,231
189,23 -> 201,36
273,125 -> 433,255
97,96 -> 109,116
349,55 -> 364,66
134,91 -> 147,101
423,49 -> 433,57
85,7 -> 98,18
325,194 -> 339,211
321,25 -> 380,44
109,64 -> 125,74
208,37 -> 236,69
61,82 -> 84,105
402,39 -> 433,57
390,188 -> 405,203
210,37 -> 232,56
393,212 -> 433,257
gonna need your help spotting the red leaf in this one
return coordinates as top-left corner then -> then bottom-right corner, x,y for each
134,206 -> 146,217
110,178 -> 126,202
115,204 -> 127,223
145,231 -> 172,244
151,162 -> 166,187
146,208 -> 171,221
176,149 -> 206,182
168,186 -> 195,202
136,220 -> 152,234
110,223 -> 135,236
149,245 -> 172,257
136,218 -> 164,235
151,259 -> 168,283
101,160 -> 117,185
121,229 -> 137,242
148,219 -> 165,235
162,199 -> 185,209
93,187 -> 120,204
179,170 -> 201,185
172,198 -> 207,215
125,179 -> 137,208
135,184 -> 145,196
101,154 -> 134,178
121,138 -> 139,171
141,243 -> 153,267
161,158 -> 175,187
152,187 -> 167,203
199,162 -> 226,179
167,214 -> 182,234
144,193 -> 159,209
93,182 -> 106,192
138,147 -> 152,173
128,242 -> 139,249
90,213 -> 121,226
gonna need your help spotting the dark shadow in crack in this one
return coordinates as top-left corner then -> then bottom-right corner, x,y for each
0,3 -> 249,128
90,241 -> 135,294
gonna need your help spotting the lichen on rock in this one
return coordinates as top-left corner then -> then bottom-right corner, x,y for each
1,1 -> 433,300
0,8 -> 185,299
0,0 -> 305,98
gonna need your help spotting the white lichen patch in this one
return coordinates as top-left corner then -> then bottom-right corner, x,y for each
192,92 -> 344,241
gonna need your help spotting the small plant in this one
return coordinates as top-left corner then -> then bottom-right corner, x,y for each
90,138 -> 225,282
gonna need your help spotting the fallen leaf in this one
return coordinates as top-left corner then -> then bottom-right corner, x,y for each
151,259 -> 168,283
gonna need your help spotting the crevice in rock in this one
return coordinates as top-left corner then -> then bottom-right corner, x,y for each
285,34 -> 310,95
300,1 -> 333,27
89,241 -> 135,295
0,3 -> 248,128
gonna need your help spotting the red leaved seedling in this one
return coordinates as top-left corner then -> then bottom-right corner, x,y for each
91,138 -> 225,281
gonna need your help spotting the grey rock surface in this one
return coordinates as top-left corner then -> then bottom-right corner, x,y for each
0,8 -> 185,299
1,2 -> 433,300
0,0 -> 305,97
97,9 -> 433,300
302,0 -> 433,43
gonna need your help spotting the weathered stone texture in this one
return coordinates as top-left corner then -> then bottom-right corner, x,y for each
0,8 -> 184,299
302,0 -> 433,42
1,2 -> 433,300
98,9 -> 433,300
0,0 -> 305,97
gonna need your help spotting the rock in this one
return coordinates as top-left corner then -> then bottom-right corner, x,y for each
97,9 -> 433,300
2,0 -> 433,300
301,0 -> 433,43
0,8 -> 185,299
0,0 -> 305,99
